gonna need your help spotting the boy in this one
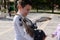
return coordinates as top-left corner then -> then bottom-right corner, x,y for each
13,0 -> 33,40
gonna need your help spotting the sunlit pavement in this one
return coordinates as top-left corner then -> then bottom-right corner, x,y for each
0,13 -> 60,40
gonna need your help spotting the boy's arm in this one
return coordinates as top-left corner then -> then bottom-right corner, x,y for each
52,30 -> 57,37
14,16 -> 28,40
52,24 -> 60,37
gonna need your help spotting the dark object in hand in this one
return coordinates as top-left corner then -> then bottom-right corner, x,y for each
23,18 -> 47,40
34,29 -> 47,40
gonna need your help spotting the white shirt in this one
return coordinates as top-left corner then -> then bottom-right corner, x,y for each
13,11 -> 33,40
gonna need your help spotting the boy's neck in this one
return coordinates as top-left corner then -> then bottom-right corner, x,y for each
18,10 -> 26,17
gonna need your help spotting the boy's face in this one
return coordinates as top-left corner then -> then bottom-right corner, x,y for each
20,4 -> 32,16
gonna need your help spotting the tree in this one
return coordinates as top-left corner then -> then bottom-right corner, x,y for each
0,0 -> 1,10
32,0 -> 56,13
4,0 -> 6,9
32,0 -> 48,12
15,0 -> 18,12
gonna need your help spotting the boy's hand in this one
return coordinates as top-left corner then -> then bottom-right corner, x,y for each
52,34 -> 55,38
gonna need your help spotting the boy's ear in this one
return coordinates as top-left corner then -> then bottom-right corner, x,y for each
17,4 -> 22,10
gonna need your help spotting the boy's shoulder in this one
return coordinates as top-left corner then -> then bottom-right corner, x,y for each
13,14 -> 22,21
14,14 -> 22,19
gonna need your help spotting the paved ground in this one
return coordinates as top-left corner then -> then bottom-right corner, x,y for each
0,13 -> 60,40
